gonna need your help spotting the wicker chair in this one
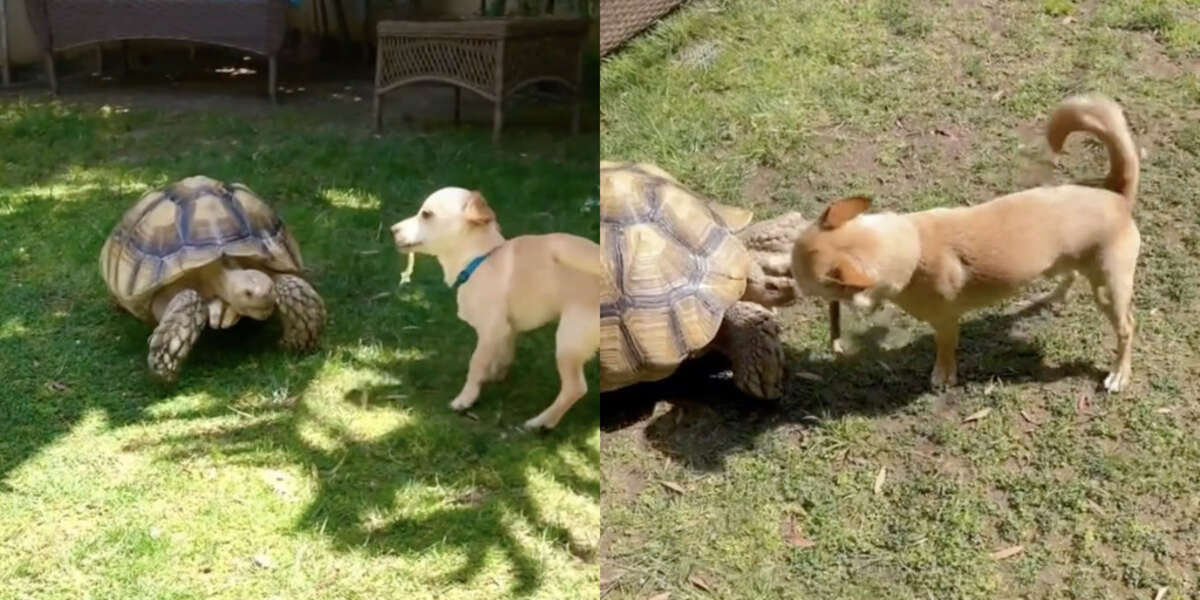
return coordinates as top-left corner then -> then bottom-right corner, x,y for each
26,0 -> 288,102
373,17 -> 587,142
599,0 -> 682,55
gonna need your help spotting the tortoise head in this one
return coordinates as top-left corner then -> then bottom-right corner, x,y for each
219,268 -> 276,320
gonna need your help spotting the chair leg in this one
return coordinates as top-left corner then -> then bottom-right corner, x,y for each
44,52 -> 58,95
453,86 -> 461,124
373,94 -> 382,133
268,55 -> 278,105
571,89 -> 581,135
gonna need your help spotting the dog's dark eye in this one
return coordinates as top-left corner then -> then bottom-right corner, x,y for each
421,210 -> 433,219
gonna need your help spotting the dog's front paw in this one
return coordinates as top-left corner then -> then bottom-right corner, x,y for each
1103,370 -> 1128,393
831,338 -> 846,358
449,394 -> 477,411
523,415 -> 554,431
930,363 -> 957,391
523,408 -> 563,431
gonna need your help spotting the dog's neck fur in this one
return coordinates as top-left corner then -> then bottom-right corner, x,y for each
435,225 -> 506,288
842,213 -> 923,306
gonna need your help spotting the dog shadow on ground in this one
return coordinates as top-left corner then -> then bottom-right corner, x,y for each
601,301 -> 1102,472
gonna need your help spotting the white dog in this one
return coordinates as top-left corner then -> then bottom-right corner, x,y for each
391,187 -> 601,429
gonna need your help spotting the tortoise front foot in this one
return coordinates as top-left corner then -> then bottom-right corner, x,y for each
711,301 -> 785,399
148,289 -> 207,382
274,274 -> 326,351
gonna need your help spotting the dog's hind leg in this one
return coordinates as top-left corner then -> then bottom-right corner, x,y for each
929,319 -> 960,390
524,304 -> 598,430
1088,228 -> 1139,393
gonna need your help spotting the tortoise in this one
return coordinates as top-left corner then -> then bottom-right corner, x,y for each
100,176 -> 326,381
599,161 -> 805,398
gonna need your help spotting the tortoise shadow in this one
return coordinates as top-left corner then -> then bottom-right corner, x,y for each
602,302 -> 1101,472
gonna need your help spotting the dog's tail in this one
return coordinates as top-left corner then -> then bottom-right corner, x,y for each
1046,94 -> 1139,206
549,233 -> 604,278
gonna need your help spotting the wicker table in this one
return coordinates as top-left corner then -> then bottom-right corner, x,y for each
373,17 -> 587,142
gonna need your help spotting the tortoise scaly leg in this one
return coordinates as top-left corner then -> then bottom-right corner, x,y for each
274,274 -> 326,351
147,289 -> 206,382
710,301 -> 786,400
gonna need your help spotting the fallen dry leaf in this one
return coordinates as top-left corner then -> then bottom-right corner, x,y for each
1154,586 -> 1168,600
1062,16 -> 1076,24
660,480 -> 686,495
795,371 -> 824,382
251,553 -> 275,569
873,467 -> 887,495
688,573 -> 714,593
1155,407 -> 1173,414
367,292 -> 390,301
1075,393 -> 1091,414
990,545 -> 1024,560
45,380 -> 70,393
1019,409 -> 1041,425
647,593 -> 671,600
780,517 -> 816,549
963,407 -> 992,424
465,411 -> 480,421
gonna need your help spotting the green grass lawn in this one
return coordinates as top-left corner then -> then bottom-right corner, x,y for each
0,97 -> 599,599
601,0 -> 1200,598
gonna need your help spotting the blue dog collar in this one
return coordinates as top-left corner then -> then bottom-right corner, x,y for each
453,249 -> 497,290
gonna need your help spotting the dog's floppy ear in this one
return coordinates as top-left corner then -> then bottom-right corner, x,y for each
828,258 -> 874,290
819,196 -> 871,230
464,191 -> 496,225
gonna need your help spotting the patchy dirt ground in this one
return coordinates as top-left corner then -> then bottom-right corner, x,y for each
601,0 -> 1200,598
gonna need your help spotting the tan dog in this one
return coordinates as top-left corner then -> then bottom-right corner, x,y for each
391,187 -> 601,429
792,95 -> 1140,392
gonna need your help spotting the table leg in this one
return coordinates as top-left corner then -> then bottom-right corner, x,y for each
1,0 -> 10,86
492,100 -> 503,144
44,52 -> 58,94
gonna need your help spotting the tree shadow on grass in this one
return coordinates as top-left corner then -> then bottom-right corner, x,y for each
137,343 -> 600,595
602,303 -> 1102,472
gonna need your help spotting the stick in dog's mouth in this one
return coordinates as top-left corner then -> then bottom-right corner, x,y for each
399,252 -> 416,285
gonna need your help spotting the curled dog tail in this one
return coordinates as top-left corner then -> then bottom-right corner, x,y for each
1046,94 -> 1140,207
549,233 -> 604,278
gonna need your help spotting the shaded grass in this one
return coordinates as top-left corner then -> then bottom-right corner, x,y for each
601,0 -> 1200,598
0,97 -> 599,599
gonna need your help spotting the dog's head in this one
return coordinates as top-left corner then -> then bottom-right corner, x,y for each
390,187 -> 499,256
791,196 -> 881,309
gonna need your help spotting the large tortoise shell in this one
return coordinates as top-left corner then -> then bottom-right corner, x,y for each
100,176 -> 303,320
599,161 -> 752,390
